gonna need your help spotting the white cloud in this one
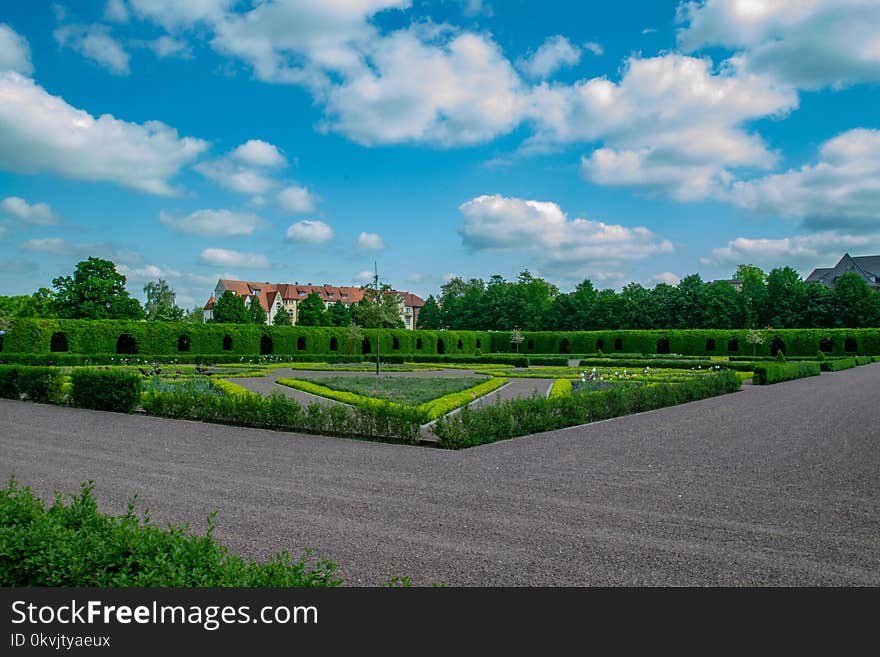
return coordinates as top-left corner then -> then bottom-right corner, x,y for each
21,237 -> 70,255
232,139 -> 286,167
198,247 -> 270,269
20,237 -> 144,263
527,54 -> 798,200
322,27 -> 525,146
54,24 -> 131,76
458,194 -> 673,277
128,0 -> 234,29
518,36 -> 582,79
116,262 -> 182,283
104,0 -> 130,23
728,128 -> 880,230
353,270 -> 375,283
652,271 -> 681,286
677,0 -> 880,89
1,197 -> 59,225
704,231 -> 880,272
148,36 -> 190,58
277,185 -> 316,213
357,232 -> 386,251
285,220 -> 334,244
642,27 -> 657,35
0,72 -> 208,195
583,41 -> 604,56
0,23 -> 33,75
159,209 -> 268,237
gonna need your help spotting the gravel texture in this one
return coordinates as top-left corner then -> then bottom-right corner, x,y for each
1,364 -> 878,586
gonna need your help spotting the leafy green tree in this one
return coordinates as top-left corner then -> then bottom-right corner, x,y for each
343,323 -> 363,355
211,291 -> 249,324
698,281 -> 741,328
676,274 -> 705,329
327,300 -> 352,327
296,292 -> 330,326
183,306 -> 205,323
439,277 -> 485,329
51,257 -> 144,319
832,272 -> 880,328
619,283 -> 656,329
745,328 -> 765,356
765,267 -> 805,328
273,305 -> 292,325
591,289 -> 622,330
417,295 -> 442,329
735,264 -> 767,328
248,293 -> 267,325
143,279 -> 184,321
800,283 -> 834,328
354,285 -> 404,328
510,327 -> 524,353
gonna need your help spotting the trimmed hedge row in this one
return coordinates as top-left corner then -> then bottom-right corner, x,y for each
0,366 -> 63,403
578,357 -> 756,372
548,379 -> 572,399
820,358 -> 857,372
753,362 -> 821,385
0,479 -> 340,587
69,369 -> 142,412
4,319 -> 879,358
432,370 -> 742,448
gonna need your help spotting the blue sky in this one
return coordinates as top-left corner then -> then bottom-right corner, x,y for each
0,0 -> 878,308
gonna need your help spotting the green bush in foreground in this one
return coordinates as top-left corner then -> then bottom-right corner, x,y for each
70,368 -> 142,412
432,370 -> 741,448
0,479 -> 341,587
753,361 -> 821,385
0,365 -> 63,403
819,358 -> 857,372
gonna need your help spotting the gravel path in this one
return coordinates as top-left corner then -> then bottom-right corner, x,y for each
1,364 -> 878,586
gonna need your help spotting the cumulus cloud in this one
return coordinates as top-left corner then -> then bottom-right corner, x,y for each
0,23 -> 33,75
285,220 -> 334,244
527,54 -> 798,200
232,139 -> 286,167
583,41 -> 604,56
116,262 -> 182,284
159,209 -> 268,237
128,0 -> 234,29
21,237 -> 70,255
357,232 -> 386,251
20,237 -> 143,263
277,185 -> 316,213
727,128 -> 880,231
458,194 -> 673,277
353,270 -> 375,283
0,72 -> 207,195
704,230 -> 880,272
198,247 -> 271,269
652,271 -> 681,286
196,139 -> 287,194
148,36 -> 190,58
518,35 -> 582,79
1,197 -> 59,225
677,0 -> 880,89
54,24 -> 131,76
104,0 -> 130,23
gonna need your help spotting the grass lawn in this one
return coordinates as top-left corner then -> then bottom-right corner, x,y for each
306,375 -> 488,405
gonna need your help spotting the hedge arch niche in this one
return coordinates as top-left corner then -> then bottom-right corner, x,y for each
116,333 -> 138,354
260,335 -> 273,355
819,338 -> 833,353
596,339 -> 605,352
844,337 -> 857,353
475,338 -> 481,350
297,336 -> 306,351
329,337 -> 338,352
656,338 -> 670,354
393,336 -> 400,350
727,338 -> 739,353
457,339 -> 463,350
770,337 -> 786,357
416,338 -> 423,350
559,337 -> 570,354
437,338 -> 445,354
222,335 -> 233,351
50,332 -> 69,352
613,338 -> 623,351
705,338 -> 716,353
177,335 -> 191,352
361,337 -> 371,354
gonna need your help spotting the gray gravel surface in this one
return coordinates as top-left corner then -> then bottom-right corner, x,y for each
1,364 -> 878,586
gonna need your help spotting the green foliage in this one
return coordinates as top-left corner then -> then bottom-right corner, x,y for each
753,361 -> 821,385
303,375 -> 491,406
296,292 -> 330,326
249,294 -> 267,325
417,295 -> 442,329
143,279 -> 184,321
820,358 -> 857,372
51,258 -> 144,320
183,306 -> 205,323
211,291 -> 249,324
353,285 -> 405,329
433,371 -> 741,448
0,479 -> 340,587
70,369 -> 142,412
0,366 -> 63,402
273,305 -> 292,326
548,378 -> 572,399
327,301 -> 352,327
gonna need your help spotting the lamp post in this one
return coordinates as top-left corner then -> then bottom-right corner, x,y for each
374,261 -> 380,376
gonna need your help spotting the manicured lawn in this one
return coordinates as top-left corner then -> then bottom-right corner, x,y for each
306,376 -> 488,405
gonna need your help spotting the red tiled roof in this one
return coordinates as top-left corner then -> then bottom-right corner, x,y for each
203,296 -> 215,310
213,280 -> 424,310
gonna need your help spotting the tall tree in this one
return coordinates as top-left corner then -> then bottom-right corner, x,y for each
51,257 -> 143,319
248,293 -> 268,325
211,291 -> 249,324
354,285 -> 404,329
296,292 -> 330,326
832,273 -> 880,328
273,305 -> 292,325
765,267 -> 805,328
143,279 -> 184,321
327,300 -> 353,327
417,295 -> 442,329
735,264 -> 767,328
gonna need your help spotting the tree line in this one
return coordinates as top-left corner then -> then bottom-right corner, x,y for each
416,266 -> 880,331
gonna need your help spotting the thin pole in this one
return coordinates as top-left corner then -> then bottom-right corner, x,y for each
375,261 -> 380,375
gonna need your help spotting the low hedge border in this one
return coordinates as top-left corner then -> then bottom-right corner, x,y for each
855,356 -> 873,366
276,376 -> 507,422
0,365 -> 63,403
70,369 -> 142,412
578,358 -> 756,372
432,370 -> 742,448
548,379 -> 572,399
820,358 -> 856,372
753,361 -> 821,385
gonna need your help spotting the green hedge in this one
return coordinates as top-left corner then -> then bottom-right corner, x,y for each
753,361 -> 822,385
855,356 -> 873,366
578,357 -> 756,372
820,358 -> 857,372
4,319 -> 878,358
0,366 -> 63,403
433,370 -> 741,448
0,479 -> 340,587
70,369 -> 142,412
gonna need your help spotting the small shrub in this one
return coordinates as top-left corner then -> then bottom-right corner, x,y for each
0,366 -> 62,403
819,358 -> 857,372
548,379 -> 572,399
753,362 -> 821,385
70,368 -> 142,412
0,366 -> 21,399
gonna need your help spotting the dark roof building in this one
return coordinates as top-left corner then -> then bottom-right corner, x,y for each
805,254 -> 880,290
